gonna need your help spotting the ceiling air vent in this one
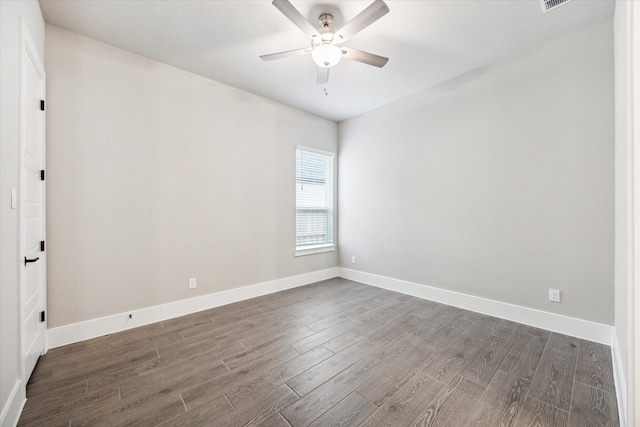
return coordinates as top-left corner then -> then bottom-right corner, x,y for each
540,0 -> 573,13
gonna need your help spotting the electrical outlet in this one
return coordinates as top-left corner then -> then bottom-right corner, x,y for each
351,256 -> 356,264
189,278 -> 197,289
549,289 -> 560,303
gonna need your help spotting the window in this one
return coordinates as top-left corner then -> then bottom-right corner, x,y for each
295,147 -> 335,256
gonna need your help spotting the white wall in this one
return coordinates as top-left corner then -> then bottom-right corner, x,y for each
0,1 -> 45,424
45,25 -> 337,329
338,18 -> 614,324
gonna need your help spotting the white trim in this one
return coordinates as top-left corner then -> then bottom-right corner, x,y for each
630,3 -> 639,426
0,380 -> 25,427
339,268 -> 612,344
295,244 -> 336,257
612,328 -> 628,427
296,145 -> 335,158
47,268 -> 339,349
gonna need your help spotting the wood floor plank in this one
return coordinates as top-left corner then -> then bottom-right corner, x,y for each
286,339 -> 372,396
222,335 -> 301,371
546,332 -> 580,354
352,298 -> 406,324
421,333 -> 484,384
213,384 -> 299,427
461,315 -> 502,340
357,344 -> 437,405
241,388 -> 300,427
18,279 -> 619,427
18,385 -> 119,427
119,356 -> 229,400
466,369 -> 531,427
69,388 -> 186,427
247,412 -> 293,427
575,339 -> 615,392
27,344 -> 159,404
528,347 -> 577,411
326,312 -> 426,356
226,345 -> 334,407
320,307 -> 414,354
180,344 -> 302,410
239,323 -> 315,350
568,381 -> 619,427
406,375 -> 486,427
419,317 -> 473,354
155,393 -> 233,427
290,318 -> 362,354
499,332 -> 548,382
28,339 -> 110,379
281,355 -> 383,426
362,314 -> 428,360
520,325 -> 551,340
306,304 -> 371,332
412,303 -> 457,325
458,335 -> 513,386
25,375 -> 89,404
157,338 -> 241,362
514,397 -> 569,427
492,319 -> 526,342
360,371 -> 445,427
50,344 -> 159,385
214,312 -> 309,348
307,392 -> 377,427
108,329 -> 183,356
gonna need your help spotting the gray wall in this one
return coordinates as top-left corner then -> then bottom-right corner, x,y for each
0,0 -> 45,421
338,18 -> 614,324
45,25 -> 337,328
613,0 -> 629,405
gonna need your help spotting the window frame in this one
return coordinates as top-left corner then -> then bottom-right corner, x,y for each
294,145 -> 337,257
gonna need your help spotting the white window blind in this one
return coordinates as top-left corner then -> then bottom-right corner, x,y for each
296,148 -> 334,250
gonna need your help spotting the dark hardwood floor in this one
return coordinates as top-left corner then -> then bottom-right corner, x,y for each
18,278 -> 619,426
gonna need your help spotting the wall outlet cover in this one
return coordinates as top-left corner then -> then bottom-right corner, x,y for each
549,288 -> 560,303
189,278 -> 197,289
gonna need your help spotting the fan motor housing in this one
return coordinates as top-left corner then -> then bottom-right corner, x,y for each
319,14 -> 333,28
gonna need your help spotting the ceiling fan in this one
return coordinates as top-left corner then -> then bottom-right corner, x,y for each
260,0 -> 389,84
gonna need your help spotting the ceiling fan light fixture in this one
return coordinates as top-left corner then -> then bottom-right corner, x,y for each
312,43 -> 342,68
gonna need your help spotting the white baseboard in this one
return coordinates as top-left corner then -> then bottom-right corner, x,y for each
47,267 -> 339,349
47,265 -> 614,347
339,268 -> 612,345
0,380 -> 25,427
611,328 -> 628,427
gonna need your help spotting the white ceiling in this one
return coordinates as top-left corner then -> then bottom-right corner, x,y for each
39,0 -> 614,122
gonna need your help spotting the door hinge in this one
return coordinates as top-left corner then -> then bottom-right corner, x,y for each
40,311 -> 45,322
40,241 -> 45,251
40,170 -> 45,181
40,100 -> 45,111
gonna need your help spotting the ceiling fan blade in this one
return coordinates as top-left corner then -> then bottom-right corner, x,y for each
272,0 -> 320,39
317,67 -> 329,85
334,0 -> 389,43
341,47 -> 388,68
260,47 -> 312,61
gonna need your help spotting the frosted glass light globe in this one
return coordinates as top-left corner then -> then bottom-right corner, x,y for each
312,43 -> 342,68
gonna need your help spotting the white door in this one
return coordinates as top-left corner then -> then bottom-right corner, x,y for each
20,21 -> 46,383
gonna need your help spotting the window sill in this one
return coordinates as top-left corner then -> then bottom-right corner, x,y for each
295,244 -> 336,257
